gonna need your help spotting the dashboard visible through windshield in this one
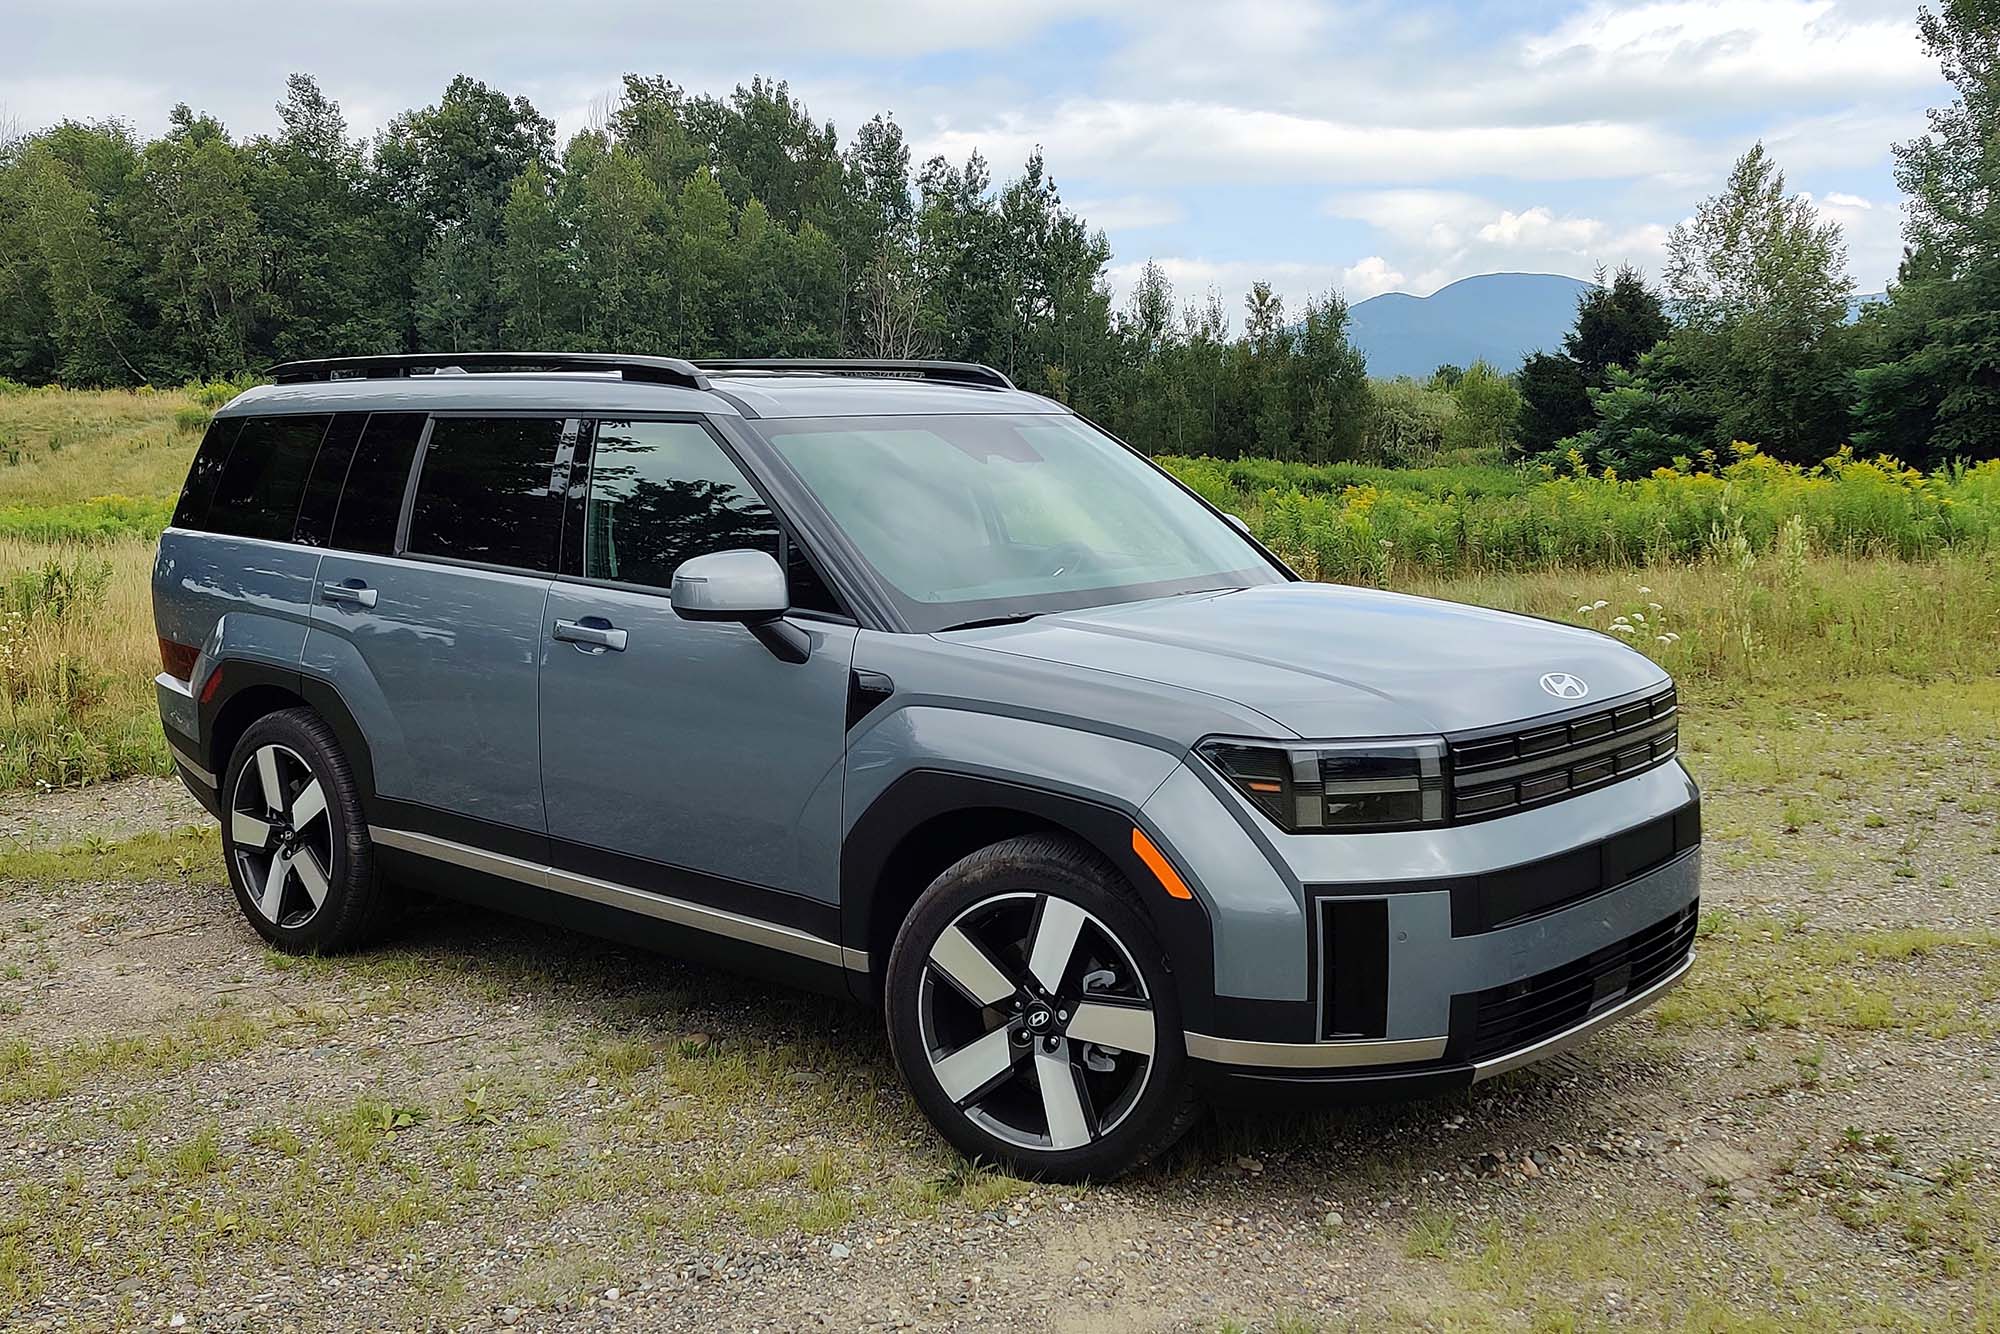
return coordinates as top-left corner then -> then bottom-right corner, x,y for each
753,413 -> 1286,631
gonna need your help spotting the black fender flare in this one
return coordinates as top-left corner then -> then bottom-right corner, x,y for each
840,770 -> 1219,1033
197,659 -> 379,813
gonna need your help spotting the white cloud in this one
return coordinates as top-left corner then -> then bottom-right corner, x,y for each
1338,257 -> 1408,300
1324,190 -> 1671,294
1824,191 -> 1872,209
1523,0 -> 1934,96
916,100 -> 1695,186
1065,194 -> 1184,231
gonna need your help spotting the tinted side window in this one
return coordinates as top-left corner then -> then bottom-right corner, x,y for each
171,417 -> 242,529
293,414 -> 367,547
329,413 -> 427,556
407,417 -> 566,572
203,414 -> 331,541
582,420 -> 779,590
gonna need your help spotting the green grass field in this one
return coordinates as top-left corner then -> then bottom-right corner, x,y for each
0,387 -> 1994,793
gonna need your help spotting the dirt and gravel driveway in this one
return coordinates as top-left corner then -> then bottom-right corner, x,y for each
1,696 -> 1996,1331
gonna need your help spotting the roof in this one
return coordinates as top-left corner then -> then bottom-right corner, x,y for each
223,357 -> 1066,420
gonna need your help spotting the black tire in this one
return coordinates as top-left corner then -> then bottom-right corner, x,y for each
885,833 -> 1202,1182
219,707 -> 387,954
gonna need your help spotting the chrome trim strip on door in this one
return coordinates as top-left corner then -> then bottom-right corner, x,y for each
368,825 -> 847,968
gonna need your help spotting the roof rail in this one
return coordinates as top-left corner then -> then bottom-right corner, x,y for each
266,352 -> 712,391
691,358 -> 1015,390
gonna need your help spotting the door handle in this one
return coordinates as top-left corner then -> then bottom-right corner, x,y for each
321,580 -> 378,609
553,617 -> 627,652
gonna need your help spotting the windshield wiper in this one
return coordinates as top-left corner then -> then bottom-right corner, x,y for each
935,612 -> 1043,632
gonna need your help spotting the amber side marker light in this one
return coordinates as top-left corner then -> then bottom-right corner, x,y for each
1131,828 -> 1193,900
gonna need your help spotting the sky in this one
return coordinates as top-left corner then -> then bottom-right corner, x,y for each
4,0 -> 1951,319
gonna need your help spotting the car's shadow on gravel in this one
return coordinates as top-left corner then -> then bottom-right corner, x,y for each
371,890 -> 1685,1201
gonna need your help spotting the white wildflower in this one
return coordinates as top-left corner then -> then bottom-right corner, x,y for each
1657,635 -> 1672,644
1636,586 -> 1652,594
1592,600 -> 1609,610
1576,605 -> 1593,615
1647,602 -> 1663,612
1610,624 -> 1636,635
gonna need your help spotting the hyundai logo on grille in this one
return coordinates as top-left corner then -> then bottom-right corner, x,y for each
1539,672 -> 1589,700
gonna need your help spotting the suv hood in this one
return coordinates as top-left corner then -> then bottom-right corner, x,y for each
948,583 -> 1668,740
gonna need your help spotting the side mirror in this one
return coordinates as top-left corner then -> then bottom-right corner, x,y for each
670,549 -> 808,662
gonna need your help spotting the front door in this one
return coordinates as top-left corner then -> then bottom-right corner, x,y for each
538,417 -> 857,915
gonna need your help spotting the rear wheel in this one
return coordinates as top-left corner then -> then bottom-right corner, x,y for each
885,834 -> 1200,1181
220,708 -> 386,953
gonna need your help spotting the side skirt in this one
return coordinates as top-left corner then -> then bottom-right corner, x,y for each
370,827 -> 867,1001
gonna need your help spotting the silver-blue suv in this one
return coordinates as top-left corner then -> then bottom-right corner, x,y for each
153,354 -> 1699,1180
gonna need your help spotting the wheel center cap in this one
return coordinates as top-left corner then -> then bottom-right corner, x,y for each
1025,1004 -> 1055,1032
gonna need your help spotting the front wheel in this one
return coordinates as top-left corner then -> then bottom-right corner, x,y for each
885,834 -> 1200,1181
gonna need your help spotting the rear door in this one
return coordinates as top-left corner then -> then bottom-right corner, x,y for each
537,417 -> 857,913
303,413 -> 572,848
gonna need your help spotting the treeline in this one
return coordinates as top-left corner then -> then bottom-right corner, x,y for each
2,0 -> 1996,472
1,72 -> 1322,456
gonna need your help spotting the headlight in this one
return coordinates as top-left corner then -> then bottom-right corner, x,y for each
1199,738 -> 1447,832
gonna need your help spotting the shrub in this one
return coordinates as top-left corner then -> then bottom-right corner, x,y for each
1163,448 -> 2000,584
1361,379 -> 1456,466
173,405 -> 212,434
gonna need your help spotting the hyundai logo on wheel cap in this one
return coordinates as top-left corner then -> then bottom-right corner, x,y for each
1540,672 -> 1589,700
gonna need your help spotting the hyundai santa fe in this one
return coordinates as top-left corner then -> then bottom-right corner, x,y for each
153,353 -> 1700,1180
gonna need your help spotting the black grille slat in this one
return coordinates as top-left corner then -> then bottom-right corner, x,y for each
1447,685 -> 1679,821
1463,903 -> 1697,1061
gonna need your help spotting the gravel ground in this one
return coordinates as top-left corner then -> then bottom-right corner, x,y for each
0,776 -> 200,848
1,700 -> 1996,1331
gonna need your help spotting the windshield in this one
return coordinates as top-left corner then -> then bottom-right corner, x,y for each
754,413 -> 1285,630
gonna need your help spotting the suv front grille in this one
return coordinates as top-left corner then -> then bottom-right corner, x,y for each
1449,685 -> 1678,820
1458,901 -> 1698,1063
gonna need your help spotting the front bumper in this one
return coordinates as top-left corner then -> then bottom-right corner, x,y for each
1191,940 -> 1694,1105
1142,753 -> 1701,1096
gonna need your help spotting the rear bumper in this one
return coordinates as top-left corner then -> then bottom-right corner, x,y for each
156,672 -> 221,817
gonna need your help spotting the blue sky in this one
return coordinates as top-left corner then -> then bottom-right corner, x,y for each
6,1 -> 1949,319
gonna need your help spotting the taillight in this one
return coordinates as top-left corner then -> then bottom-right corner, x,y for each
159,638 -> 200,682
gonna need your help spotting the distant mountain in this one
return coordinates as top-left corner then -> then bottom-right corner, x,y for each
1348,272 -> 1595,380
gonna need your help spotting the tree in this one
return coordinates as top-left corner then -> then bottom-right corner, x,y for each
1443,361 -> 1521,455
498,160 -> 573,348
1566,265 -> 1670,382
245,75 -> 400,361
14,131 -> 144,384
128,105 -> 261,379
377,76 -> 555,350
1290,289 -> 1370,462
1515,350 -> 1590,454
1658,143 -> 1857,460
1854,0 -> 2000,463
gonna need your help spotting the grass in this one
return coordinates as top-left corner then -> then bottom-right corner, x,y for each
0,387 -> 1996,794
1655,913 -> 2000,1038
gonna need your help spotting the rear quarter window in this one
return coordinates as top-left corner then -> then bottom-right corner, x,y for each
170,417 -> 242,530
194,414 -> 332,541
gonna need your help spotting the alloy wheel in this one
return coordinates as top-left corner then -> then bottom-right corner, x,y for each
917,891 -> 1157,1152
229,743 -> 335,929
